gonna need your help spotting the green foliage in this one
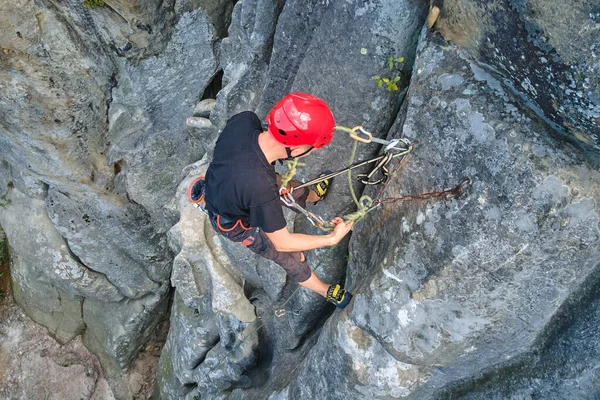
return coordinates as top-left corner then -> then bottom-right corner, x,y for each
387,56 -> 405,70
373,56 -> 405,92
0,241 -> 6,264
0,181 -> 12,208
83,0 -> 105,8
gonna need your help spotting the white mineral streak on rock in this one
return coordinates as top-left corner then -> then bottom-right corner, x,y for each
172,173 -> 255,324
336,320 -> 424,398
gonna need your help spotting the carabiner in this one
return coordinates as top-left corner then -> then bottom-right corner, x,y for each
349,126 -> 373,143
279,187 -> 295,206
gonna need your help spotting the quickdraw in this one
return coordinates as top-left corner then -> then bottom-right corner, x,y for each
357,151 -> 394,185
280,187 -> 332,231
279,130 -> 415,231
289,137 -> 414,193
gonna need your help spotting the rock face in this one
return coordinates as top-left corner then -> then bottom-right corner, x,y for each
0,0 -> 222,397
0,0 -> 599,399
434,0 -> 600,156
280,28 -> 600,399
157,1 -> 428,398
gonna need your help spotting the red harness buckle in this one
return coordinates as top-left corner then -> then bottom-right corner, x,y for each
242,235 -> 255,246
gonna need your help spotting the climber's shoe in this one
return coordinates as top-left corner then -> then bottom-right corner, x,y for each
314,170 -> 333,204
326,284 -> 353,309
187,176 -> 206,205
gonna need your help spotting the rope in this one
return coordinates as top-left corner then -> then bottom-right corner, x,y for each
340,126 -> 375,225
280,159 -> 305,189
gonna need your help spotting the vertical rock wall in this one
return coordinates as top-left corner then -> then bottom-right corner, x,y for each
1,0 -> 598,398
0,1 -> 227,397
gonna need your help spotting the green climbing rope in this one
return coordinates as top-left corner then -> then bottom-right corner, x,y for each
280,159 -> 305,189
336,125 -> 376,225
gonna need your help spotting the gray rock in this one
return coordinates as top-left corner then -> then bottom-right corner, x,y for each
159,0 -> 428,396
1,0 -> 598,398
281,29 -> 599,399
159,166 -> 260,396
210,0 -> 286,130
82,283 -> 170,397
0,3 -> 222,396
45,188 -> 168,299
192,99 -> 217,118
156,291 -> 219,399
1,189 -> 123,303
186,117 -> 213,129
434,0 -> 600,156
10,260 -> 85,343
0,303 -> 115,400
174,0 -> 235,38
107,9 -> 219,231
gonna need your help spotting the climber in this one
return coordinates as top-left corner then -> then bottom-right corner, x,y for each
189,93 -> 354,308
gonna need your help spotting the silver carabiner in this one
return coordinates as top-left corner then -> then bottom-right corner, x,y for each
279,187 -> 295,207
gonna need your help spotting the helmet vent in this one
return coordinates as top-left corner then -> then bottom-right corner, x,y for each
278,129 -> 287,136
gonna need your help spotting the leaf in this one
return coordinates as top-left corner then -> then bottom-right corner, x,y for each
395,57 -> 405,63
392,84 -> 399,91
377,80 -> 383,88
383,78 -> 390,83
373,75 -> 380,80
393,76 -> 401,82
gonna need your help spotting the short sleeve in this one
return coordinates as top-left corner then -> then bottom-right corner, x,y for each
249,198 -> 286,233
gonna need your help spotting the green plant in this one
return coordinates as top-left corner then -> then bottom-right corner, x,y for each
83,0 -> 105,8
0,182 -> 12,208
373,56 -> 405,91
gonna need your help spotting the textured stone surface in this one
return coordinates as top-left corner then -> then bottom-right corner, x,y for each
1,0 -> 599,398
0,302 -> 115,400
434,0 -> 600,156
0,1 -> 223,397
279,28 -> 600,399
158,0 -> 428,397
107,9 -> 219,231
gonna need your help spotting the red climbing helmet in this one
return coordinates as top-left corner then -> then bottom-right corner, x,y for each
266,92 -> 335,148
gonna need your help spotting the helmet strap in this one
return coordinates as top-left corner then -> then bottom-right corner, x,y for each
282,146 -> 314,161
283,147 -> 295,161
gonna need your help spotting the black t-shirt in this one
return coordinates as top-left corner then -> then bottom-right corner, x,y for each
204,111 -> 287,233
